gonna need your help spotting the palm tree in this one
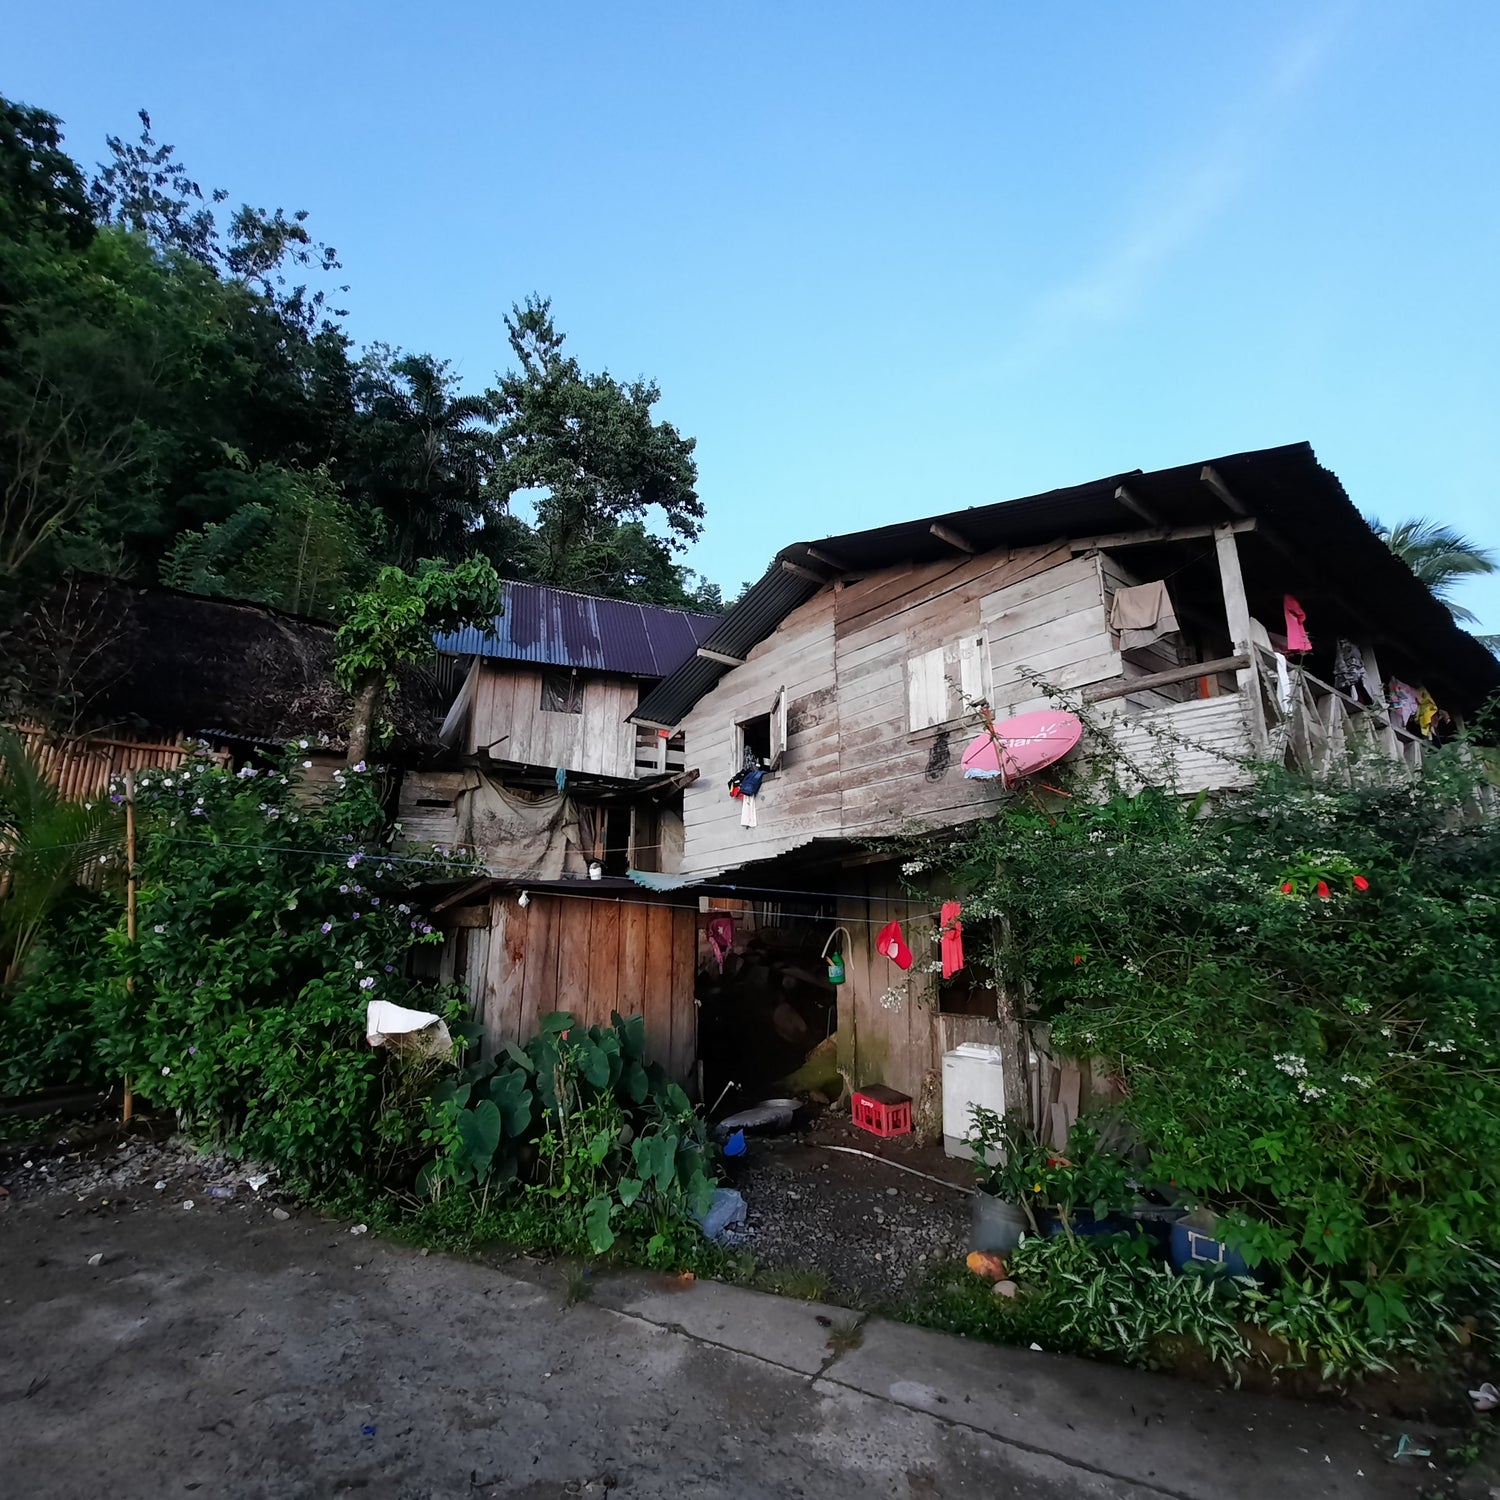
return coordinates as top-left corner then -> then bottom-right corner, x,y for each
0,728 -> 118,991
1368,516 -> 1500,652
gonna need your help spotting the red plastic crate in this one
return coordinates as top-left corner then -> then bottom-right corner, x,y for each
851,1085 -> 912,1139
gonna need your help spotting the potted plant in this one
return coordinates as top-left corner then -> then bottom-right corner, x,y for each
963,1106 -> 1050,1252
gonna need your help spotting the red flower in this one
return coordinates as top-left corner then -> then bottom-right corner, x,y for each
1281,881 -> 1294,894
1353,875 -> 1370,892
1072,954 -> 1084,966
1315,881 -> 1330,899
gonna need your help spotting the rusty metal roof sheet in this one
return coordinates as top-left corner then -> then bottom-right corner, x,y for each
434,581 -> 720,679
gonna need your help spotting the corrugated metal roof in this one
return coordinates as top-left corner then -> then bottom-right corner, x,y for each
632,442 -> 1500,728
435,581 -> 720,679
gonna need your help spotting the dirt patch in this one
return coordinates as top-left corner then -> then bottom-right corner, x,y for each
718,1111 -> 974,1306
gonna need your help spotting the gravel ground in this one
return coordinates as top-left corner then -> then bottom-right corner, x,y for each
717,1113 -> 974,1306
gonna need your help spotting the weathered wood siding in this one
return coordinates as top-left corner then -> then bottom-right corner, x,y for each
837,543 -> 1083,835
834,866 -> 941,1100
468,889 -> 697,1082
466,664 -> 639,780
678,588 -> 842,875
1097,694 -> 1256,792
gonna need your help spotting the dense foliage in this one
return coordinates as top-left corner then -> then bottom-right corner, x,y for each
932,745 -> 1500,1357
424,1010 -> 718,1264
107,747 -> 473,1187
0,93 -> 722,642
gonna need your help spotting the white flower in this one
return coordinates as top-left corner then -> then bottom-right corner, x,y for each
302,761 -> 313,770
901,859 -> 928,875
359,976 -> 376,990
299,739 -> 309,749
154,924 -> 166,934
161,1066 -> 171,1075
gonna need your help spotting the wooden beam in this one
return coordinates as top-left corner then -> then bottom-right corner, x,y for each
804,545 -> 849,571
696,646 -> 746,666
1114,484 -> 1164,526
1201,464 -> 1251,517
1070,518 -> 1255,553
628,716 -> 678,732
929,522 -> 977,554
1083,654 -> 1249,703
780,559 -> 826,582
1214,521 -> 1268,753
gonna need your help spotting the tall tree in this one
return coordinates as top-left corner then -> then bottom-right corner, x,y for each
488,297 -> 705,604
349,349 -> 496,565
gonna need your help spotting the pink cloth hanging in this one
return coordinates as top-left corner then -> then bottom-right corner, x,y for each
1283,595 -> 1311,653
706,913 -> 735,972
939,901 -> 965,979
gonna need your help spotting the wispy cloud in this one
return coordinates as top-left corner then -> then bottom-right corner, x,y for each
992,4 -> 1354,380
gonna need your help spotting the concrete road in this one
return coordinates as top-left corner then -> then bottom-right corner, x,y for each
0,1182 -> 1432,1499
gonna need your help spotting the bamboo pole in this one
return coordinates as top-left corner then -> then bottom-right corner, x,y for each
122,768 -> 136,1124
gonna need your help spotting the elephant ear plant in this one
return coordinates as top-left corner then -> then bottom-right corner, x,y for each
420,1009 -> 718,1263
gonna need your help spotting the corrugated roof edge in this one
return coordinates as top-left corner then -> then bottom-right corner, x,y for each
631,441 -> 1500,729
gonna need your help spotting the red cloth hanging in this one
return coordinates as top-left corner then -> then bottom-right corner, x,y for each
1283,595 -> 1311,653
940,901 -> 965,978
875,920 -> 913,970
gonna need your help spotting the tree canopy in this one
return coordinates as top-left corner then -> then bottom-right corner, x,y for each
0,94 -> 722,629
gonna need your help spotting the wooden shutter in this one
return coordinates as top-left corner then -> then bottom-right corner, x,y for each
768,685 -> 788,769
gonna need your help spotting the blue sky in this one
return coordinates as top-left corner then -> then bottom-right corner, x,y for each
10,2 -> 1500,626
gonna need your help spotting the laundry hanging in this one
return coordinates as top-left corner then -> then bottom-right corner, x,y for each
1387,679 -> 1419,729
706,913 -> 736,972
1283,595 -> 1312,653
875,920 -> 914,971
939,901 -> 965,979
1107,581 -> 1180,650
1274,652 -> 1294,715
1417,687 -> 1440,738
1333,638 -> 1366,698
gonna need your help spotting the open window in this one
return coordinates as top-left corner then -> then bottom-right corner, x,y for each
540,669 -> 583,714
735,685 -> 787,773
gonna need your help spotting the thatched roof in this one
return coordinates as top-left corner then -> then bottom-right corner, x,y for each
1,575 -> 445,753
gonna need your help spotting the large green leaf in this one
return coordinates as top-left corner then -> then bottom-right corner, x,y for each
617,1176 -> 644,1207
619,1059 -> 649,1106
585,1194 -> 616,1253
577,1037 -> 613,1089
456,1099 -> 502,1176
539,1011 -> 578,1036
611,1012 -> 646,1062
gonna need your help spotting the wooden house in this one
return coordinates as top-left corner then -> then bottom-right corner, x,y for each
407,582 -> 718,1078
627,443 -> 1500,1115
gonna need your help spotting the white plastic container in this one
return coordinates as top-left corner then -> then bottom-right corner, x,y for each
942,1043 -> 1006,1159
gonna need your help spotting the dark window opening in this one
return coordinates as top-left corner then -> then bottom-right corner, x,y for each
603,807 -> 631,876
541,670 -> 583,714
738,712 -> 771,770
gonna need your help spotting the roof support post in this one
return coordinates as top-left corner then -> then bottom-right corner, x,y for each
1214,521 -> 1268,756
928,522 -> 977,554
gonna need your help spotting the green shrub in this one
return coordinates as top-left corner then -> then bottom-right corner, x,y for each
927,744 -> 1500,1353
106,745 -> 474,1188
422,1009 -> 718,1260
0,890 -> 119,1096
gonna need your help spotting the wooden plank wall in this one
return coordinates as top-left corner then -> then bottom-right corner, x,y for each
677,588 -> 843,876
980,551 -> 1119,718
1097,695 -> 1255,792
475,888 -> 697,1082
833,864 -> 942,1100
837,544 -> 1103,837
467,665 -> 640,780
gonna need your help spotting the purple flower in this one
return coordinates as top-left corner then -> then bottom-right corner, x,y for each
359,976 -> 376,990
384,965 -> 393,973
339,885 -> 349,894
188,1046 -> 197,1056
321,922 -> 333,934
352,912 -> 360,919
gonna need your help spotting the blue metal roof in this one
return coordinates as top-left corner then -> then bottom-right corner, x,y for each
434,581 -> 720,679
